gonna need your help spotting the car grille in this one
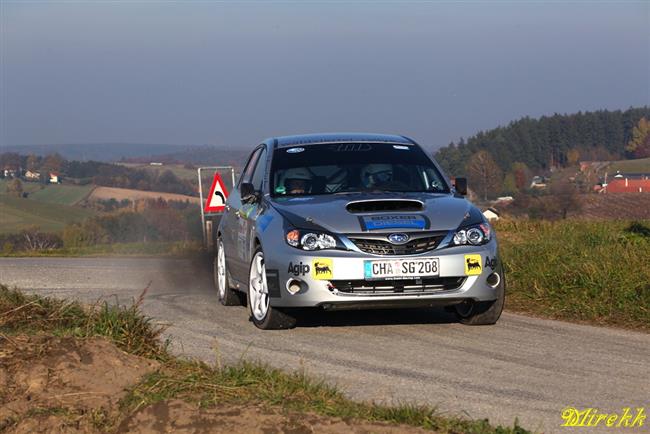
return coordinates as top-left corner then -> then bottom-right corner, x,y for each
348,234 -> 446,255
328,277 -> 465,295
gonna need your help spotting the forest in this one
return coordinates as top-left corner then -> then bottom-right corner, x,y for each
435,107 -> 650,177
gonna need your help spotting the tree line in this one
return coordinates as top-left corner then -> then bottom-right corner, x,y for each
0,153 -> 197,196
435,107 -> 650,177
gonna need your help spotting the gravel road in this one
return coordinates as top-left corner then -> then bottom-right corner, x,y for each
1,257 -> 648,433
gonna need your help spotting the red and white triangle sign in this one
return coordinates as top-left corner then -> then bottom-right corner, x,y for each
204,172 -> 229,213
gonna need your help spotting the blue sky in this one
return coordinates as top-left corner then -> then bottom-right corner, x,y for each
2,1 -> 649,149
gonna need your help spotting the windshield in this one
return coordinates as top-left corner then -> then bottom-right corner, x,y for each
270,143 -> 450,197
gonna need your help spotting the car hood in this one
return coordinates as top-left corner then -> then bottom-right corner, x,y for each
269,193 -> 473,234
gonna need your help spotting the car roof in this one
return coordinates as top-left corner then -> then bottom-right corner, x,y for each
264,133 -> 417,148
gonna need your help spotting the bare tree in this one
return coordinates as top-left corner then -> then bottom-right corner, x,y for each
550,178 -> 582,219
466,150 -> 502,201
6,179 -> 23,197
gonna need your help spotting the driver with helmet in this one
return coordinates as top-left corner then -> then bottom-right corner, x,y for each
283,168 -> 313,195
361,164 -> 393,189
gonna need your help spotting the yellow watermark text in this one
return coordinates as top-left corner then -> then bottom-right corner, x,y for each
561,407 -> 646,428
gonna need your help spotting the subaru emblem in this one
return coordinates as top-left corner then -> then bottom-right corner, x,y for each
388,233 -> 409,245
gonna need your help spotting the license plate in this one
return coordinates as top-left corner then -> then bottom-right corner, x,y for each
364,258 -> 439,280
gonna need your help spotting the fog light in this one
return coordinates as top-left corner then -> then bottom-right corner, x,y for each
486,272 -> 501,288
286,279 -> 302,295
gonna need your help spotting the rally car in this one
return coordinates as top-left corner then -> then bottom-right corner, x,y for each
215,133 -> 504,329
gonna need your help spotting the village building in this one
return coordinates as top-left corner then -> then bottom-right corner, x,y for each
482,207 -> 500,221
24,170 -> 41,181
49,172 -> 61,184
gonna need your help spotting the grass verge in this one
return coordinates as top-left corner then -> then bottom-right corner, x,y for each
0,240 -> 203,258
0,284 -> 529,433
497,219 -> 650,331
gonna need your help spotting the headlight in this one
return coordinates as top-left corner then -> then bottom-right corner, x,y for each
286,229 -> 339,250
452,223 -> 491,246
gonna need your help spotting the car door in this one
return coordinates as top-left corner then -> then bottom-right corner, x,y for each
238,145 -> 268,272
222,147 -> 262,284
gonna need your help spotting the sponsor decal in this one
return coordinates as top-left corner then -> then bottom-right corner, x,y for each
361,215 -> 428,231
464,254 -> 482,275
393,145 -> 410,150
286,147 -> 305,153
484,256 -> 497,270
312,258 -> 333,280
561,407 -> 645,428
287,261 -> 310,276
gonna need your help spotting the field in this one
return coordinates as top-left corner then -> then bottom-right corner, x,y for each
27,183 -> 95,205
580,193 -> 650,219
606,157 -> 650,173
89,186 -> 200,204
497,219 -> 650,330
0,179 -> 43,195
0,194 -> 95,233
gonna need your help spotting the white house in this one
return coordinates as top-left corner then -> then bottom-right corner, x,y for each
482,208 -> 500,221
25,170 -> 41,181
49,172 -> 61,184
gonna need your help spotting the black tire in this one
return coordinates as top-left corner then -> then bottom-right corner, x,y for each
248,246 -> 296,330
214,238 -> 241,306
455,271 -> 505,325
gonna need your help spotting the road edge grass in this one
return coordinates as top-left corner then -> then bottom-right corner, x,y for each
0,240 -> 204,259
496,219 -> 650,332
0,284 -> 530,434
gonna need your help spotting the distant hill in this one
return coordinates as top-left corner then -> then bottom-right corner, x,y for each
1,144 -> 188,162
123,145 -> 250,169
1,143 -> 250,166
435,106 -> 650,176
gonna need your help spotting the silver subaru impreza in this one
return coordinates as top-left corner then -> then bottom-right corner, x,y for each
215,133 -> 504,329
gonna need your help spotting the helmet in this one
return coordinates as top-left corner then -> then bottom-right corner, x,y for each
360,164 -> 393,188
283,168 -> 312,194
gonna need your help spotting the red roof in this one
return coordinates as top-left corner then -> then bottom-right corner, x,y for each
605,178 -> 650,193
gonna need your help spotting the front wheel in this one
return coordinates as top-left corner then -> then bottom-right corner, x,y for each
455,273 -> 505,325
248,247 -> 296,330
215,238 -> 241,306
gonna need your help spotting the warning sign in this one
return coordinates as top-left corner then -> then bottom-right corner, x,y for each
204,172 -> 229,213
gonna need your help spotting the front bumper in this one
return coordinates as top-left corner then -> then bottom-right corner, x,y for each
264,240 -> 502,309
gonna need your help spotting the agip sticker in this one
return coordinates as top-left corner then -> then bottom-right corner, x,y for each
464,254 -> 482,275
312,258 -> 333,280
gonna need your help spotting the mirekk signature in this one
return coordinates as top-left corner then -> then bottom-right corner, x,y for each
561,407 -> 646,428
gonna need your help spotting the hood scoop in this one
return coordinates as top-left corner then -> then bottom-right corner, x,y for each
346,199 -> 423,214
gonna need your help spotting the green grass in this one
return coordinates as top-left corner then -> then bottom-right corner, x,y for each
0,284 -> 165,359
0,285 -> 528,433
0,194 -> 96,233
606,157 -> 650,174
497,219 -> 650,330
28,183 -> 95,205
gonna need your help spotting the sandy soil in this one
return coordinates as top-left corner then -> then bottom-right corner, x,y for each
0,336 -> 428,433
89,187 -> 200,204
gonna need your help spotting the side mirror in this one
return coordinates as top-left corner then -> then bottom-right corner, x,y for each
454,177 -> 468,196
240,182 -> 258,203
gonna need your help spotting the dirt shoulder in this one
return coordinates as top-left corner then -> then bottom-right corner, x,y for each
1,335 -> 433,434
0,286 -> 527,433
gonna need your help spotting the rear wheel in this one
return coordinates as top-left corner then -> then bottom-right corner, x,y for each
455,273 -> 505,325
248,247 -> 296,330
215,238 -> 241,306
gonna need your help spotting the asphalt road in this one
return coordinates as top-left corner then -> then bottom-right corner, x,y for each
1,257 -> 648,433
